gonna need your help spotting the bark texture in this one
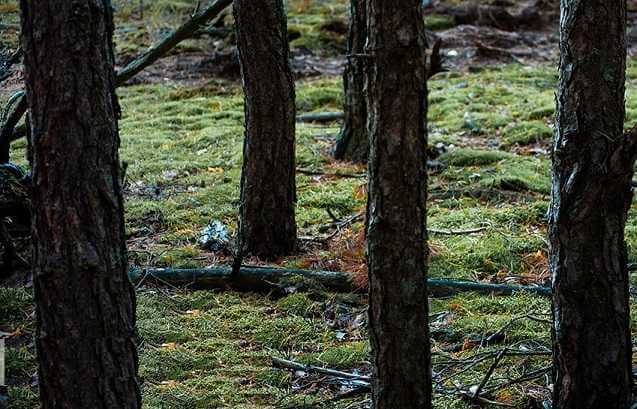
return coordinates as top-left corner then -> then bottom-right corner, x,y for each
333,0 -> 368,163
365,1 -> 432,408
234,0 -> 297,259
550,0 -> 636,408
20,1 -> 141,408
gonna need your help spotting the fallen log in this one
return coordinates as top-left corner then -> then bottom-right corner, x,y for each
128,265 -> 552,297
129,265 -> 353,293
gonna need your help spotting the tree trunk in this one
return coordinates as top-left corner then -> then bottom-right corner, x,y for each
365,1 -> 432,408
20,1 -> 141,408
550,0 -> 636,408
333,0 -> 368,163
234,0 -> 297,259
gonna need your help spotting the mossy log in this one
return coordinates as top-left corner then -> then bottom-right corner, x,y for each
128,265 -> 551,297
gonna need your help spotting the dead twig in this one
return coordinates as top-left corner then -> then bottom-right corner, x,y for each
472,348 -> 507,400
428,226 -> 488,235
296,168 -> 366,179
116,0 -> 233,85
272,357 -> 370,382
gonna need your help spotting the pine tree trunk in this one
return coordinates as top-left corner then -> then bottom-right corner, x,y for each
333,0 -> 368,163
20,1 -> 141,408
550,0 -> 636,407
234,0 -> 297,259
365,1 -> 432,408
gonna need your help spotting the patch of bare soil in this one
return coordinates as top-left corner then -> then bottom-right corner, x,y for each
115,0 -> 562,87
117,47 -> 345,87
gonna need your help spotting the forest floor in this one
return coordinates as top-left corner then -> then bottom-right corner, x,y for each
3,0 -> 637,408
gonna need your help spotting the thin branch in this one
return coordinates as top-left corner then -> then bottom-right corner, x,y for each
428,226 -> 488,235
473,348 -> 507,400
115,0 -> 233,86
272,357 -> 370,381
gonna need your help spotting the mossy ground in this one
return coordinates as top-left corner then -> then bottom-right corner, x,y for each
4,1 -> 637,408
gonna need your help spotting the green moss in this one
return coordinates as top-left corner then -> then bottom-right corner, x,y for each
480,156 -> 551,194
7,387 -> 38,409
6,9 -> 622,407
0,287 -> 33,330
526,105 -> 555,120
276,293 -> 320,317
6,347 -> 36,381
313,342 -> 368,368
503,120 -> 553,146
439,149 -> 512,166
425,13 -> 456,30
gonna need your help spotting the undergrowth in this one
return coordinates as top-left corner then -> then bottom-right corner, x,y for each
4,0 -> 637,408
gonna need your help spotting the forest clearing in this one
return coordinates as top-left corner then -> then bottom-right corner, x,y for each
2,0 -> 637,408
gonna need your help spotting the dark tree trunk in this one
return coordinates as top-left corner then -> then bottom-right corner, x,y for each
234,0 -> 297,259
333,0 -> 368,163
550,0 -> 636,408
365,1 -> 431,408
20,1 -> 141,408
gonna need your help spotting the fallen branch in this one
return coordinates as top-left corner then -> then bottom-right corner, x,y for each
128,265 -> 552,297
296,168 -> 365,178
272,357 -> 370,381
428,226 -> 487,235
429,187 -> 540,202
116,0 -> 233,85
472,348 -> 507,400
296,112 -> 345,123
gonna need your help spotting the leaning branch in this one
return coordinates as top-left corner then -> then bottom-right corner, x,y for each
4,0 -> 234,147
115,0 -> 233,86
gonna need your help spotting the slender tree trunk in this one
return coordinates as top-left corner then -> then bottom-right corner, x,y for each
365,1 -> 431,408
234,0 -> 297,259
333,0 -> 368,163
20,1 -> 141,408
550,0 -> 636,408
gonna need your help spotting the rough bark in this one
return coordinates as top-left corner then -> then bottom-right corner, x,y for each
333,0 -> 368,163
20,1 -> 141,408
365,1 -> 432,408
234,0 -> 297,259
549,0 -> 636,408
